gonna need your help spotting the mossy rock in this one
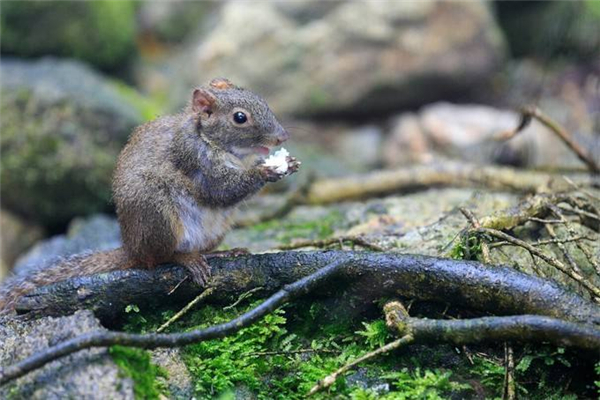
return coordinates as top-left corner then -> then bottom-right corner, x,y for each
0,58 -> 149,229
0,0 -> 137,70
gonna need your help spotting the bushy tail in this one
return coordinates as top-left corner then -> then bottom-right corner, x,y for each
0,247 -> 130,315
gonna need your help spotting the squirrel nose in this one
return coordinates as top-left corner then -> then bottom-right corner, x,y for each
275,127 -> 290,145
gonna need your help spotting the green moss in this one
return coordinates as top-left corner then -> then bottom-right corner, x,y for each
1,0 -> 137,70
119,300 -> 470,399
109,345 -> 168,400
251,210 -> 344,244
119,298 -> 597,399
350,368 -> 471,400
448,232 -> 483,261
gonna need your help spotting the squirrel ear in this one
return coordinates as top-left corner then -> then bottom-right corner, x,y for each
192,89 -> 216,114
209,78 -> 235,90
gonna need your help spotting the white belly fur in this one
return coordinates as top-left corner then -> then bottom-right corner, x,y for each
176,194 -> 233,253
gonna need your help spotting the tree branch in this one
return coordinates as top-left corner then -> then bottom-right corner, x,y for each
13,251 -> 600,325
384,301 -> 600,351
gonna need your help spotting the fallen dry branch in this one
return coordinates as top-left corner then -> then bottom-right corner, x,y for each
498,105 -> 600,174
308,301 -> 600,395
305,162 -> 593,205
13,251 -> 600,325
234,164 -> 596,227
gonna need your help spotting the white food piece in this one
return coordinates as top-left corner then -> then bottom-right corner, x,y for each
263,147 -> 290,173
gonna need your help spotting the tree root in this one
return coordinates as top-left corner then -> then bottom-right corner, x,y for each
3,253 -> 600,387
12,251 -> 600,325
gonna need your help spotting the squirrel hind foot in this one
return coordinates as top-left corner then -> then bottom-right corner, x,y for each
172,253 -> 212,286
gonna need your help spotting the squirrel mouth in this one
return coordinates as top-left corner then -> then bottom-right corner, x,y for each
253,146 -> 271,156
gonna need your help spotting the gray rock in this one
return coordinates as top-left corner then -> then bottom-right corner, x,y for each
0,58 -> 145,228
0,310 -> 134,399
151,348 -> 194,399
137,1 -> 214,43
168,0 -> 506,117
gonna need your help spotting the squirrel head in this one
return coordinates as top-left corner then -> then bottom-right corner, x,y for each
190,78 -> 289,159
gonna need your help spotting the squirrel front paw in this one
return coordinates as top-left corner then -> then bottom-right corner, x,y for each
260,157 -> 301,182
286,156 -> 301,174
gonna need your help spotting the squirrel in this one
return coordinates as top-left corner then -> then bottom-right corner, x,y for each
0,78 -> 300,314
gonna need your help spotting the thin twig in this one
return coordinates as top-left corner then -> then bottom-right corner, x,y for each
557,205 -> 600,221
502,344 -> 516,400
548,204 -> 600,276
0,259 -> 348,385
526,217 -> 565,224
167,276 -> 188,295
528,251 -> 546,278
278,236 -> 385,252
544,223 -> 583,276
223,287 -> 263,311
248,349 -> 340,357
562,176 -> 600,203
384,301 -> 600,351
459,208 -> 492,264
474,227 -> 600,300
489,235 -> 595,249
156,288 -> 215,333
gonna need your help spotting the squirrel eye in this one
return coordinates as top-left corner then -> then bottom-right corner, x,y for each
233,111 -> 247,124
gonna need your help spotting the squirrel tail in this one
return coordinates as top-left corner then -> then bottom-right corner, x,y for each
0,247 -> 131,315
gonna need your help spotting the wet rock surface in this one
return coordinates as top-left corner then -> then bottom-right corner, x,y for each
0,310 -> 133,399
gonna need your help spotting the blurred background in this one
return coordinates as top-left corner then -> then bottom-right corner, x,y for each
1,0 -> 599,280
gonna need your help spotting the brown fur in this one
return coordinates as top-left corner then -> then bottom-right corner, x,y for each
0,79 -> 298,315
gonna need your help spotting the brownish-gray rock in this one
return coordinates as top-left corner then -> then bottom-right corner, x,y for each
0,310 -> 134,399
169,0 -> 506,117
